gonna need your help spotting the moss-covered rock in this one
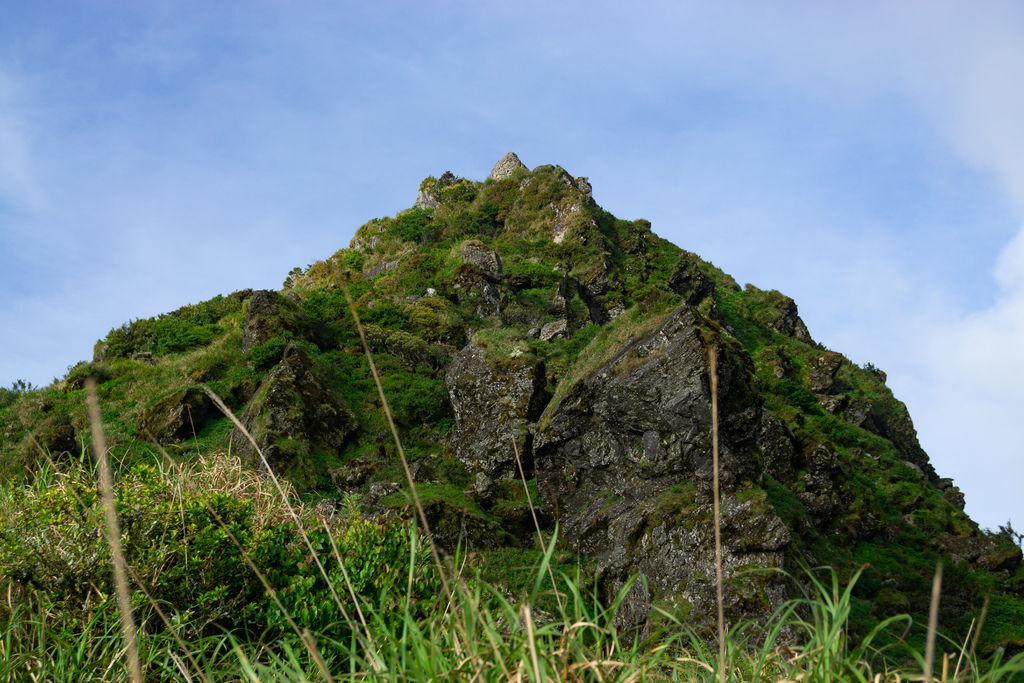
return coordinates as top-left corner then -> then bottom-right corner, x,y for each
231,344 -> 356,487
138,387 -> 214,444
445,335 -> 549,479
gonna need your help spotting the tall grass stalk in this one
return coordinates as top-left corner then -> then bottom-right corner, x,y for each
924,562 -> 944,682
85,378 -> 142,683
708,346 -> 726,683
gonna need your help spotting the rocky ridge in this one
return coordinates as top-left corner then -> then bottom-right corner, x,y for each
2,153 -> 1021,648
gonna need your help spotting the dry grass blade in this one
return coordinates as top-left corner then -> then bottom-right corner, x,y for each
339,282 -> 455,601
522,604 -> 542,682
967,596 -> 989,669
85,377 -> 143,683
30,443 -> 211,683
321,518 -> 383,673
923,561 -> 943,682
952,615 -> 975,680
200,388 -> 359,633
151,411 -> 348,679
708,347 -> 725,683
512,436 -> 564,613
301,628 -> 334,683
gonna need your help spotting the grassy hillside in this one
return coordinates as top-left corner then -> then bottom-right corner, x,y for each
1,157 -> 1022,679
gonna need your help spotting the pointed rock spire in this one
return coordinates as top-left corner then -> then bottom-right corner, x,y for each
488,152 -> 527,181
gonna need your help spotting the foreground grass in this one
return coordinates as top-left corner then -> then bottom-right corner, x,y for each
3,488 -> 1023,681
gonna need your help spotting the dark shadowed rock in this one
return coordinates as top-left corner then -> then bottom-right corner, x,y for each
445,341 -> 549,479
767,294 -> 814,344
231,344 -> 356,485
534,303 -> 790,627
757,413 -> 798,482
138,387 -> 214,444
668,261 -> 715,308
33,414 -> 78,456
798,444 -> 843,519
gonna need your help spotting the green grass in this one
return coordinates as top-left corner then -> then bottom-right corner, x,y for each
2,451 -> 1022,682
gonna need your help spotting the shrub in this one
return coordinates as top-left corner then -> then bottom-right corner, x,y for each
391,208 -> 436,243
0,455 -> 439,643
246,335 -> 289,371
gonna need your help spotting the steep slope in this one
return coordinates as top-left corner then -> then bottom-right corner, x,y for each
1,153 -> 1021,650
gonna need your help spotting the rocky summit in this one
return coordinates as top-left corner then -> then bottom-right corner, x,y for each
3,154 -> 1022,648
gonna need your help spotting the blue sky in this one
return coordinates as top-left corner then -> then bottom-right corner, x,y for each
1,1 -> 1022,532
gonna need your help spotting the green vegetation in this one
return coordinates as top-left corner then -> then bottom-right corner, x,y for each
1,160 -> 1022,678
1,454 -> 1021,680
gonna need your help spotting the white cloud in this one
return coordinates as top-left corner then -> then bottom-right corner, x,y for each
0,69 -> 43,213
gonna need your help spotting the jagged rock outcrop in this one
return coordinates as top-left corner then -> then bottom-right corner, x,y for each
414,188 -> 439,210
767,294 -> 814,344
241,290 -> 310,355
488,152 -> 527,181
445,341 -> 549,479
534,303 -> 791,626
231,344 -> 356,484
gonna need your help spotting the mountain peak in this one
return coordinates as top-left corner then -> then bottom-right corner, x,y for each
488,152 -> 527,181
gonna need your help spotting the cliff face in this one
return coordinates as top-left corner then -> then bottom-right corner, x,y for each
2,153 -> 1021,645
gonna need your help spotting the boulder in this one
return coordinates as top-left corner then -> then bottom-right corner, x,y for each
937,478 -> 966,511
242,290 -> 308,356
805,352 -> 844,394
539,319 -> 569,342
534,303 -> 789,626
138,387 -> 214,444
231,344 -> 356,485
445,341 -> 549,479
460,241 -> 503,281
488,152 -> 527,181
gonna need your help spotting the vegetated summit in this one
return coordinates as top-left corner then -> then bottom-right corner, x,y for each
3,152 -> 1022,649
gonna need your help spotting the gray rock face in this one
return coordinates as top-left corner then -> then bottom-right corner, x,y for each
574,176 -> 593,199
534,303 -> 790,626
937,478 -> 966,510
460,242 -> 503,280
539,318 -> 568,342
445,342 -> 549,478
805,352 -> 843,393
488,152 -> 527,181
231,344 -> 356,483
414,188 -> 439,210
798,444 -> 843,519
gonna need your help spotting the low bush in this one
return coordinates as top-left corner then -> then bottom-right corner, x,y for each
0,454 -> 439,644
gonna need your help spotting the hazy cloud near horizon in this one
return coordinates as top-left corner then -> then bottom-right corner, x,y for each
0,1 -> 1021,531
